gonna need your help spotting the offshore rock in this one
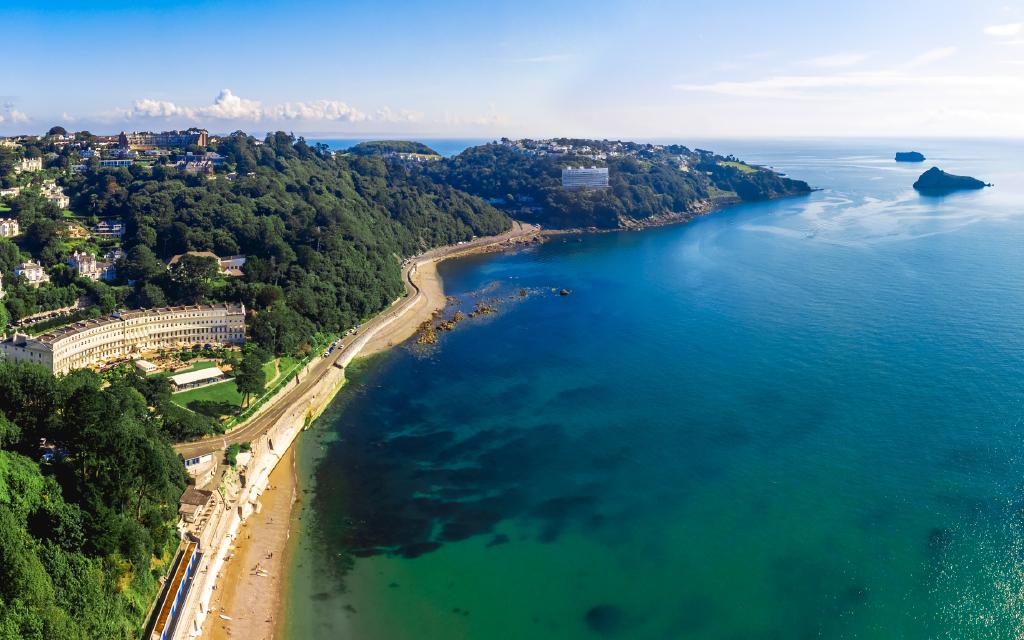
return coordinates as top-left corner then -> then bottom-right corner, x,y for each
913,166 -> 990,192
895,151 -> 925,162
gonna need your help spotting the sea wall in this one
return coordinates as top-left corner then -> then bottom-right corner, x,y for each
173,262 -> 445,639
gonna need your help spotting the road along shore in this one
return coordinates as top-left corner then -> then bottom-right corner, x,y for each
174,223 -> 540,640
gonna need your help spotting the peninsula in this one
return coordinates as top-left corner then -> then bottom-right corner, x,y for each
419,138 -> 811,229
912,166 -> 990,192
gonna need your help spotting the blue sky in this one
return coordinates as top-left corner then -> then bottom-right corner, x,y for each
2,0 -> 1023,137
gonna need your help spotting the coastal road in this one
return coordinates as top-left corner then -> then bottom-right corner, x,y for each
172,222 -> 539,461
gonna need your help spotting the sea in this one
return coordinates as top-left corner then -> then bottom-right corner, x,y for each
285,139 -> 1024,639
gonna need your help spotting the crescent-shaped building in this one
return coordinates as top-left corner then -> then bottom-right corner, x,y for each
0,303 -> 245,375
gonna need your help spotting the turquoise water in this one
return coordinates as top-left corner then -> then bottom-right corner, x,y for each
287,140 -> 1024,639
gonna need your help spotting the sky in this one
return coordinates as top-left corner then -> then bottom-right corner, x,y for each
2,0 -> 1023,138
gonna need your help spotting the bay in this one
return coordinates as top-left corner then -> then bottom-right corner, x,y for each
286,139 -> 1024,639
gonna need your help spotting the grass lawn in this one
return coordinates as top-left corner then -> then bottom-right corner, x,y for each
719,160 -> 759,174
275,356 -> 301,381
153,359 -> 219,379
169,357 -> 285,412
171,379 -> 244,408
0,205 -> 10,213
262,359 -> 278,382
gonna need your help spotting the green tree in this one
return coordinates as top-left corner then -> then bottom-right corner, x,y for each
234,348 -> 266,406
169,254 -> 219,301
121,245 -> 165,282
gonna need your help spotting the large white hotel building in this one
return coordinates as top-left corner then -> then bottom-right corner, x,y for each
0,303 -> 245,375
561,166 -> 610,189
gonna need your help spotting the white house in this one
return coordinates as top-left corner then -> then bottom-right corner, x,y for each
14,261 -> 49,287
68,251 -> 115,282
0,218 -> 20,238
15,157 -> 42,173
92,220 -> 124,237
41,181 -> 69,209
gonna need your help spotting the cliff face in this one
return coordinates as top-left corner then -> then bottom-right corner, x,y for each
913,167 -> 989,192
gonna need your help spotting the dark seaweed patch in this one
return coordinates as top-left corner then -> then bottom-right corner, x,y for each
548,384 -> 609,407
304,361 -> 640,584
398,541 -> 442,558
584,604 -> 625,636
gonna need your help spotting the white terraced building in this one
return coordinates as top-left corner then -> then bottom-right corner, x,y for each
0,303 -> 245,375
561,166 -> 609,189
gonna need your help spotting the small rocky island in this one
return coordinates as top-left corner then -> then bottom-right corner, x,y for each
895,151 -> 925,162
913,167 -> 990,192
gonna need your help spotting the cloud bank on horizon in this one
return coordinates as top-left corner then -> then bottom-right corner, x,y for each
2,0 -> 1023,138
123,89 -> 422,125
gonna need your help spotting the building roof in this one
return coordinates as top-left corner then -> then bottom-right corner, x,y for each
180,486 -> 214,507
167,251 -> 220,267
133,359 -> 158,372
169,367 -> 225,387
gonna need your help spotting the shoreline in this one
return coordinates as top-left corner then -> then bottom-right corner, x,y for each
537,190 -> 809,236
203,447 -> 296,640
187,223 -> 539,640
196,192 -> 811,639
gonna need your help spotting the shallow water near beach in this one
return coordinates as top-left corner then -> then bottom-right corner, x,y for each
285,139 -> 1024,639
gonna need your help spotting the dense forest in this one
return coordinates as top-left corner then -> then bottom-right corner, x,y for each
422,141 -> 811,228
0,362 -> 187,639
59,132 -> 509,353
347,140 -> 439,156
0,134 -> 808,346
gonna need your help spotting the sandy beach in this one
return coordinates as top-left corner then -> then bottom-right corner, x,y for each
202,448 -> 296,640
362,258 -> 446,356
198,260 -> 447,640
194,223 -> 539,639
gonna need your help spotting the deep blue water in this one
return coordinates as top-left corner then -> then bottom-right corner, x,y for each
288,139 -> 1024,639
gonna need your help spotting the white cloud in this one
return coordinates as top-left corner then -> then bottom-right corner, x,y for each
131,98 -> 188,118
196,89 -> 263,120
668,44 -> 1024,137
0,103 -> 29,124
904,46 -> 957,68
676,72 -> 1022,99
373,107 -> 424,123
131,90 -> 264,120
122,90 -> 419,125
985,22 -> 1023,37
804,52 -> 868,68
675,47 -> 974,99
513,53 -> 571,64
270,100 -> 366,122
439,105 -> 510,128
